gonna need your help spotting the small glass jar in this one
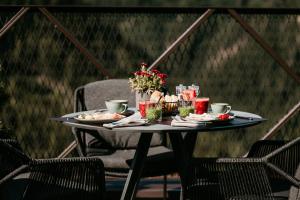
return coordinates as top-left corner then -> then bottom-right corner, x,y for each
178,101 -> 194,118
176,84 -> 187,96
146,103 -> 162,123
188,84 -> 200,97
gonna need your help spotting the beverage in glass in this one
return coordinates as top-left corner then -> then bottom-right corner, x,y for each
194,98 -> 209,114
176,84 -> 187,96
146,102 -> 162,122
139,101 -> 155,118
178,101 -> 194,117
188,84 -> 200,97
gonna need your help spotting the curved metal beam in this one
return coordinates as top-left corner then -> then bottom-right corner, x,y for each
148,9 -> 215,70
0,7 -> 30,39
39,7 -> 111,78
228,9 -> 300,84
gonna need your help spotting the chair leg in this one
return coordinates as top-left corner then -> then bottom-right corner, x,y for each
57,141 -> 77,158
163,175 -> 167,200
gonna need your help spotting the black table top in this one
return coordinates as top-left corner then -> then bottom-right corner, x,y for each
53,110 -> 266,133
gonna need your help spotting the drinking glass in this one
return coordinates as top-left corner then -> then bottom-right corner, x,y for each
178,101 -> 194,117
139,101 -> 155,118
194,98 -> 209,114
146,103 -> 162,123
176,84 -> 187,96
188,84 -> 200,97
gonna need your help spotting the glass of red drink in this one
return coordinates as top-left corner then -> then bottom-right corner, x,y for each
194,98 -> 210,114
139,101 -> 155,118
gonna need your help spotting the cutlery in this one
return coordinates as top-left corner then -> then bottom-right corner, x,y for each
233,115 -> 254,120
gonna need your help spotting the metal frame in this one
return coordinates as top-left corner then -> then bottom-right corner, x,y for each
0,6 -> 299,158
148,9 -> 215,69
0,7 -> 29,38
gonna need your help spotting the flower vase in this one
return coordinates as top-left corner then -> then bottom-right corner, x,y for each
135,91 -> 151,109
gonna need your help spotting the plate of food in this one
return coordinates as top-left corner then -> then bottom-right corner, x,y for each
74,112 -> 126,124
185,113 -> 235,123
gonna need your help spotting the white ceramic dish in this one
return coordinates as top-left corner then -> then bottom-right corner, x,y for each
185,113 -> 235,123
73,109 -> 134,124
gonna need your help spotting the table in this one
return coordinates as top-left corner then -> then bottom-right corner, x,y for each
56,110 -> 265,200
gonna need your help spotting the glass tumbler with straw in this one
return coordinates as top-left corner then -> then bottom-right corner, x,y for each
176,84 -> 186,96
178,100 -> 194,118
146,95 -> 162,123
188,84 -> 200,97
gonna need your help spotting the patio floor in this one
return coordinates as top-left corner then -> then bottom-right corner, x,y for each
106,175 -> 181,200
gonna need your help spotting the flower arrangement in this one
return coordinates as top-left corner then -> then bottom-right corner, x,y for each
129,63 -> 167,95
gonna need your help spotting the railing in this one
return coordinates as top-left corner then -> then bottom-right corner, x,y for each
0,6 -> 299,158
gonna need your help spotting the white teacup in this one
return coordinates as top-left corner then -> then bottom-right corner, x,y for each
105,100 -> 128,114
211,103 -> 231,114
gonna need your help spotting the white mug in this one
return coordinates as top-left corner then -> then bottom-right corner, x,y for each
211,103 -> 231,114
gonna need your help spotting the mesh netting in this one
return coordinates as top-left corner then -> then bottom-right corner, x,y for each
0,8 -> 299,158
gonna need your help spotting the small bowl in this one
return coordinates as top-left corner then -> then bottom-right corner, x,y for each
162,101 -> 179,116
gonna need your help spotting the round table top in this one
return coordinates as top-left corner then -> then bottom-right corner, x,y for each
58,109 -> 266,133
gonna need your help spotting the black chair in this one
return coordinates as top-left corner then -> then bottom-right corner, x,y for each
247,139 -> 287,158
0,139 -> 30,180
73,79 -> 176,177
0,139 -> 106,200
0,128 -> 14,140
185,137 -> 300,200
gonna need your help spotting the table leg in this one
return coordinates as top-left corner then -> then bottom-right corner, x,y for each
168,131 -> 198,199
121,132 -> 153,200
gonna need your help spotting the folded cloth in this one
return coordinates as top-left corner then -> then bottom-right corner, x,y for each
171,115 -> 205,127
103,112 -> 148,128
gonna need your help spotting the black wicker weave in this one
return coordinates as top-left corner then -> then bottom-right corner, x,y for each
185,137 -> 300,200
23,158 -> 105,200
247,140 -> 287,158
0,139 -> 30,180
247,140 -> 292,193
0,140 -> 106,200
0,129 -> 12,139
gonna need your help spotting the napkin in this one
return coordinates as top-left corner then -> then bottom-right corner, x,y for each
171,115 -> 205,127
103,112 -> 148,128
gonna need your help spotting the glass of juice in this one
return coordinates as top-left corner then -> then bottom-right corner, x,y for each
139,101 -> 155,118
194,98 -> 210,114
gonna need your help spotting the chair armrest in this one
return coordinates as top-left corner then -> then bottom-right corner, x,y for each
247,140 -> 286,158
24,157 -> 105,200
0,140 -> 30,180
186,158 -> 273,200
217,158 -> 273,199
0,139 -> 23,151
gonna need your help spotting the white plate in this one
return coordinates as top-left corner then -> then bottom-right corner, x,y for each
74,110 -> 128,124
185,113 -> 235,123
74,117 -> 120,124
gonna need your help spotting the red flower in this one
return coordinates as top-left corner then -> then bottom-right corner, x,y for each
151,69 -> 160,74
157,73 -> 167,79
160,79 -> 166,85
141,72 -> 151,77
134,71 -> 142,76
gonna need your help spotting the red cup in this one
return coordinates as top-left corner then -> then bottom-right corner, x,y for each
139,101 -> 155,118
194,98 -> 209,114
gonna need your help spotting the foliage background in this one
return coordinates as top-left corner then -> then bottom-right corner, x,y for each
0,1 -> 299,158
